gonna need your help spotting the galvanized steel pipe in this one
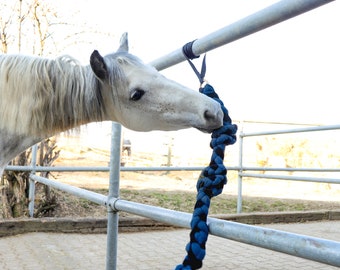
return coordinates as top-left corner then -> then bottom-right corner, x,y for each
27,172 -> 340,267
111,198 -> 340,267
29,174 -> 107,206
150,0 -> 334,71
106,122 -> 122,270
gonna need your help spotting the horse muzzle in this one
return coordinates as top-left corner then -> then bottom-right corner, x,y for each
196,106 -> 224,133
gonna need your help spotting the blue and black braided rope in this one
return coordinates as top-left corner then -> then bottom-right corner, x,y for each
176,84 -> 237,270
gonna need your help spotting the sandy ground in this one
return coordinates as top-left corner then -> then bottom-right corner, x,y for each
52,137 -> 340,203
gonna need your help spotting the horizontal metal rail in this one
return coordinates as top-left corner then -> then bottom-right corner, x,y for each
112,199 -> 340,268
30,174 -> 107,206
150,0 -> 334,71
240,167 -> 340,172
6,165 -> 208,172
9,165 -> 340,173
29,174 -> 340,268
241,124 -> 340,137
239,172 -> 340,184
8,165 -> 111,172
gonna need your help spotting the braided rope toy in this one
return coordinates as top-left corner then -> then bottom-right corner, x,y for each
176,45 -> 238,269
175,84 -> 237,269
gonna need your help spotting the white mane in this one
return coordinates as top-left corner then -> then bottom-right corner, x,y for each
0,54 -> 105,137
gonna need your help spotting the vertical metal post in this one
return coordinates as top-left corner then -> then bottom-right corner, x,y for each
106,122 -> 122,270
237,125 -> 244,214
28,144 -> 38,217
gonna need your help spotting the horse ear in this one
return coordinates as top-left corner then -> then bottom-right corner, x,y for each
117,32 -> 129,52
90,50 -> 108,80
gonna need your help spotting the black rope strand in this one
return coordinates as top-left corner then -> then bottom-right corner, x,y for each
182,40 -> 200,60
182,40 -> 206,85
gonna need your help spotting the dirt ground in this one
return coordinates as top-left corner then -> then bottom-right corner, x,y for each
39,139 -> 340,218
52,140 -> 340,197
52,137 -> 340,200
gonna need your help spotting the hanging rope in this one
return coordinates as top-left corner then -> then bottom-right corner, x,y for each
175,43 -> 238,270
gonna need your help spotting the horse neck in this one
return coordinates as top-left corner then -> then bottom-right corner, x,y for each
38,63 -> 107,136
1,55 -> 113,138
72,66 -> 106,124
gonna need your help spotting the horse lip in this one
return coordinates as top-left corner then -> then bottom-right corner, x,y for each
195,125 -> 221,134
195,119 -> 224,133
196,128 -> 213,133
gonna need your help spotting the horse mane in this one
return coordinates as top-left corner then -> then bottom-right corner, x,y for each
0,54 -> 116,137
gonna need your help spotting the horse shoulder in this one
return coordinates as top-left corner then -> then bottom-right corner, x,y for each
0,129 -> 42,174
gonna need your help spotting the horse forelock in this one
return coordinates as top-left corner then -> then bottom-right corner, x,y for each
0,54 -> 108,137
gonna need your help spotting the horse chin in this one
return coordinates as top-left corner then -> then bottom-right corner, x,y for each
195,127 -> 214,134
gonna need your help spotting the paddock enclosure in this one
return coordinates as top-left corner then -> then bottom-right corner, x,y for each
4,0 -> 340,269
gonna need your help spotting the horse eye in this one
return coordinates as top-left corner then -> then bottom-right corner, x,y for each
130,89 -> 145,101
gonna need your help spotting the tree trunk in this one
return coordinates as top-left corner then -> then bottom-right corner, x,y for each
8,174 -> 28,218
0,138 -> 60,218
0,185 -> 12,218
1,152 -> 30,218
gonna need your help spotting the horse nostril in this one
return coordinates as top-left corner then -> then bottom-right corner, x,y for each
204,109 -> 223,128
204,110 -> 216,121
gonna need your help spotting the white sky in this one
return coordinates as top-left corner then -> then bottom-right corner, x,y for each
61,0 -> 339,125
53,0 -> 339,155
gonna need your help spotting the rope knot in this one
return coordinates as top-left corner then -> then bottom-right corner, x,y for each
182,40 -> 200,60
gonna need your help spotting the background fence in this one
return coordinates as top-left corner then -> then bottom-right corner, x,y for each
4,0 -> 340,269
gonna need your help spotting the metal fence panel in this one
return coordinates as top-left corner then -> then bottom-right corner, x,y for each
16,0 -> 339,269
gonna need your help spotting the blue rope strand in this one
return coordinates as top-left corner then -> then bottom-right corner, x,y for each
175,84 -> 237,270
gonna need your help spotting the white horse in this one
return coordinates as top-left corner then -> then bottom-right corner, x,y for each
0,33 -> 223,176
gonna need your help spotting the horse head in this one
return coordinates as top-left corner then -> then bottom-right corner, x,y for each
90,33 -> 223,133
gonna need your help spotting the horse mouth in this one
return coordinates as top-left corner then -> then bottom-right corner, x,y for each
195,121 -> 223,133
195,126 -> 218,134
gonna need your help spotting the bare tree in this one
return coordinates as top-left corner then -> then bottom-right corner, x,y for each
0,0 -> 60,218
31,0 -> 57,56
0,1 -> 14,53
